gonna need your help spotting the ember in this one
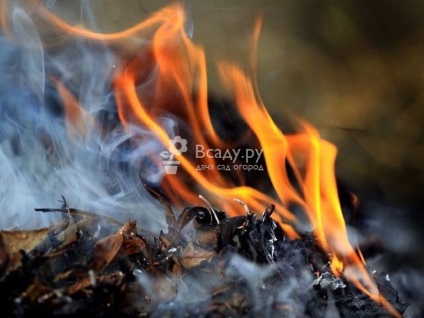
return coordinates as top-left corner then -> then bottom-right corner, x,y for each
0,1 -> 420,317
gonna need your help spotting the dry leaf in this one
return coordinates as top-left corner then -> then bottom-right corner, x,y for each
180,242 -> 215,269
152,274 -> 177,301
119,219 -> 137,236
137,267 -> 177,302
90,220 -> 140,270
122,235 -> 146,256
0,228 -> 50,254
145,185 -> 177,236
196,228 -> 219,249
91,234 -> 123,271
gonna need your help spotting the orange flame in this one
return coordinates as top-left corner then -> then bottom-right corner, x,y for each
0,2 -> 401,316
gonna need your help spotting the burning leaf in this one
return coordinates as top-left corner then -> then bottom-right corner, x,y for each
0,202 -> 408,317
312,272 -> 346,290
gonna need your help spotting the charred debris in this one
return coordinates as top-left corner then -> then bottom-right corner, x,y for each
0,190 -> 407,317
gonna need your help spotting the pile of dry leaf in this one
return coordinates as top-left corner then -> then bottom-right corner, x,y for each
0,189 -> 408,317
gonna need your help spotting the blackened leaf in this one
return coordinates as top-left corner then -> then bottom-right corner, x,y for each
177,206 -> 211,232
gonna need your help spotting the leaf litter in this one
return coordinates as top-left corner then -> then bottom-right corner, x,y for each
0,191 -> 408,317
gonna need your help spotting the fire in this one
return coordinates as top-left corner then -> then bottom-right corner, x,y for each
0,2 -> 400,316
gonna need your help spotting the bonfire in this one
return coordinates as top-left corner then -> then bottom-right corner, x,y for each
0,2 -> 411,317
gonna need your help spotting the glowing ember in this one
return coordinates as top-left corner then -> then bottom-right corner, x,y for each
0,2 -> 401,316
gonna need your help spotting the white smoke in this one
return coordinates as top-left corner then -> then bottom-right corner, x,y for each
0,4 -> 173,230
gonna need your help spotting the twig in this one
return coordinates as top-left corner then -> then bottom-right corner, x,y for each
233,198 -> 252,216
199,195 -> 220,225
